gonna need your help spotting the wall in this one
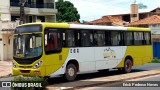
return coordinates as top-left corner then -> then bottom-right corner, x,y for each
0,34 -> 2,60
0,34 -> 13,61
153,42 -> 160,59
0,21 -> 17,61
149,24 -> 160,34
0,0 -> 11,21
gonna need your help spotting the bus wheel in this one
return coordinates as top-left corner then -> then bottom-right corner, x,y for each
65,64 -> 77,81
123,59 -> 132,73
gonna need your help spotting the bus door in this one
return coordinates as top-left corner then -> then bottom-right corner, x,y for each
44,29 -> 68,75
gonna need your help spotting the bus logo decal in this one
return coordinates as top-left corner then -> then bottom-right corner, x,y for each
103,48 -> 116,59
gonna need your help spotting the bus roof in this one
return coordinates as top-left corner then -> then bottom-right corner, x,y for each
18,22 -> 150,31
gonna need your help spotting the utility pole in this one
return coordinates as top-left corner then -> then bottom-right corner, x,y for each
19,0 -> 26,25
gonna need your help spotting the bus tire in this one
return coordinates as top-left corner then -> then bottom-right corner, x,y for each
123,59 -> 133,73
65,64 -> 77,81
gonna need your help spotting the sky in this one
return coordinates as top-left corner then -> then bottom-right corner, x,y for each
60,0 -> 160,21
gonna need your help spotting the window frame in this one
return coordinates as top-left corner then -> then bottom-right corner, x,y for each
110,31 -> 122,46
143,32 -> 151,45
44,28 -> 63,55
133,31 -> 144,45
80,30 -> 93,47
93,30 -> 106,46
124,31 -> 134,46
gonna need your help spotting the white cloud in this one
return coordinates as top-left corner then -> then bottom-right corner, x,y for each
66,0 -> 131,21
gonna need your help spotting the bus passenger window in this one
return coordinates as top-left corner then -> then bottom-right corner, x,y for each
111,31 -> 121,46
45,31 -> 61,54
65,30 -> 75,47
134,32 -> 143,45
94,31 -> 105,46
124,32 -> 133,45
144,32 -> 151,45
81,30 -> 91,46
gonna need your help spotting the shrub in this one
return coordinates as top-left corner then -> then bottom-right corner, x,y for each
152,58 -> 160,63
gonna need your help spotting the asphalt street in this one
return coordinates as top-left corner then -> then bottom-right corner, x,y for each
0,63 -> 160,90
0,63 -> 160,86
81,74 -> 160,90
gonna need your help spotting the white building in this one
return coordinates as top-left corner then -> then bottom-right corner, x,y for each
0,0 -> 57,61
1,0 -> 57,22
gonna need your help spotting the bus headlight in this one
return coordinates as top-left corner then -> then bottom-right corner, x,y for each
34,61 -> 43,69
13,62 -> 16,68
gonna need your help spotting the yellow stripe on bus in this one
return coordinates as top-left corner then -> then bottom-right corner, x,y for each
42,23 -> 70,30
127,27 -> 150,31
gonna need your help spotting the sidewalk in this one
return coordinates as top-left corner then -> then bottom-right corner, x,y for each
0,60 -> 12,77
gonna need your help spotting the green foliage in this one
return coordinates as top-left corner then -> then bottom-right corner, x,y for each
152,58 -> 160,63
138,3 -> 147,9
56,0 -> 80,22
11,76 -> 48,90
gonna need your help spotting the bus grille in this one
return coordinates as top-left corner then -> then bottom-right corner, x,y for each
19,66 -> 32,68
20,70 -> 30,73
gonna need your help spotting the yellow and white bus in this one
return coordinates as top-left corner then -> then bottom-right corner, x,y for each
12,23 -> 152,81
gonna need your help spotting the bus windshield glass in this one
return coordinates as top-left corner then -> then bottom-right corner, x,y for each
13,34 -> 42,59
15,25 -> 41,34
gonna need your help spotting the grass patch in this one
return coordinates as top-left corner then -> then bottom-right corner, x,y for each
152,58 -> 160,63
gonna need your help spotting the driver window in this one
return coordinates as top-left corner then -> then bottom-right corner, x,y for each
45,30 -> 62,54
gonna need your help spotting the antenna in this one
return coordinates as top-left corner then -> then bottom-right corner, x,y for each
134,0 -> 136,4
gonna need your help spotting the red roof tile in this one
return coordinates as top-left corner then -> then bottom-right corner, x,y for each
87,16 -> 124,26
129,15 -> 160,26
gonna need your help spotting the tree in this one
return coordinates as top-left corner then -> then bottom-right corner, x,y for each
56,0 -> 80,22
138,3 -> 147,9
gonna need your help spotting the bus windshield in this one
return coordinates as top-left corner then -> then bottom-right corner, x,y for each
13,34 -> 42,59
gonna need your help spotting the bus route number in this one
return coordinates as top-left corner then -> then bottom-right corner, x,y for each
70,49 -> 79,53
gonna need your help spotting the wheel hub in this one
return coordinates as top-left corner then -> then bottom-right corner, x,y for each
68,68 -> 75,76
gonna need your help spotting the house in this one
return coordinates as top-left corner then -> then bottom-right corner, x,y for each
0,0 -> 57,61
0,20 -> 18,61
105,7 -> 160,23
86,16 -> 125,26
128,15 -> 160,34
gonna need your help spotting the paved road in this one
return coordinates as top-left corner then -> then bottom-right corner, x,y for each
0,63 -> 160,83
132,63 -> 160,70
80,75 -> 160,90
47,63 -> 160,84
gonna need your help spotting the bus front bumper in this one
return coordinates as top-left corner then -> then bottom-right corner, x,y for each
12,67 -> 45,77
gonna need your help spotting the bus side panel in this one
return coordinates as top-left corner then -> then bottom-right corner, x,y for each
44,48 -> 69,76
67,47 -> 95,72
116,46 -> 152,68
95,47 -> 127,70
48,47 -> 95,76
144,45 -> 153,63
